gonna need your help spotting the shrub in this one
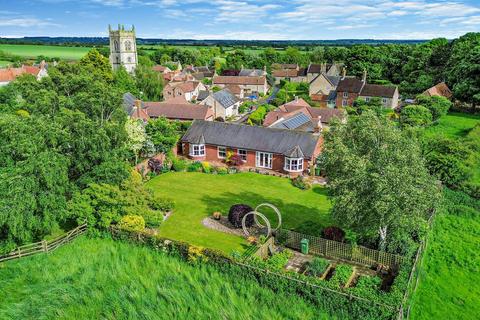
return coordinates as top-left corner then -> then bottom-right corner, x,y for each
323,226 -> 346,242
306,257 -> 330,277
291,176 -> 311,190
171,158 -> 187,172
400,105 -> 432,127
201,161 -> 211,173
141,210 -> 163,228
148,158 -> 163,173
216,166 -> 228,175
150,196 -> 175,212
226,154 -> 244,167
416,94 -> 451,121
187,161 -> 203,172
228,204 -> 254,228
118,215 -> 145,232
215,116 -> 225,122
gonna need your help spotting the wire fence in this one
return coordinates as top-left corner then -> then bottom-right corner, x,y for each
277,229 -> 405,269
0,223 -> 87,263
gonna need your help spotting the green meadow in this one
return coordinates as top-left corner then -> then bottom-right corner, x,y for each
0,44 -> 94,61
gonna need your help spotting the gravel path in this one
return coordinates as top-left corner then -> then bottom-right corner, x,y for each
202,217 -> 245,236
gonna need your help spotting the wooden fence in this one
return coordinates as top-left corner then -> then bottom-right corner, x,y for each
0,223 -> 87,263
277,229 -> 404,269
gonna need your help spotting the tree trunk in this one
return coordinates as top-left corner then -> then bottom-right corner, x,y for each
379,226 -> 388,252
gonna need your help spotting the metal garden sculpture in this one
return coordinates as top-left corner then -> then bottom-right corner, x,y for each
241,203 -> 282,238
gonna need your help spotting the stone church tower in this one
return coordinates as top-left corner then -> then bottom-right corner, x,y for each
109,24 -> 137,73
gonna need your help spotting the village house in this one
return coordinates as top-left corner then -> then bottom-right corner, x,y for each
422,82 -> 452,99
0,62 -> 48,86
272,64 -> 307,84
152,65 -> 172,74
224,84 -> 244,99
163,81 -> 206,102
335,71 -> 399,109
306,63 -> 342,82
212,75 -> 269,95
309,72 -> 342,108
123,93 -> 213,122
263,97 -> 346,132
180,120 -> 323,175
200,88 -> 240,120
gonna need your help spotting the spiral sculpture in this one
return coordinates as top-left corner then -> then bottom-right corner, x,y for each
241,203 -> 282,238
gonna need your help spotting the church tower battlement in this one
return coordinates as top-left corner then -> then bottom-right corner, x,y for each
109,24 -> 137,73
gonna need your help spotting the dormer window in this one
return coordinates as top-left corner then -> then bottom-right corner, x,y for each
190,144 -> 205,156
284,157 -> 304,172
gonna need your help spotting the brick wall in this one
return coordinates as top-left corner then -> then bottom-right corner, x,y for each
336,92 -> 359,108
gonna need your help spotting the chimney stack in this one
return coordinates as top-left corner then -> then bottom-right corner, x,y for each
362,69 -> 367,82
342,67 -> 346,80
315,116 -> 323,133
263,65 -> 267,72
295,95 -> 298,102
135,99 -> 142,119
321,62 -> 327,74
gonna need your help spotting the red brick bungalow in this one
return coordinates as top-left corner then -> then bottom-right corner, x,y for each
180,120 -> 323,175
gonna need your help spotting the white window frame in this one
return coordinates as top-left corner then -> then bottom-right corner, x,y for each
343,92 -> 348,98
284,157 -> 304,172
256,151 -> 272,169
189,144 -> 205,156
365,96 -> 370,102
238,149 -> 247,161
382,98 -> 388,104
218,146 -> 227,159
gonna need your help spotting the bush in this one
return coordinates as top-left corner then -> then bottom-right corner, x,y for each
172,158 -> 187,172
226,154 -> 244,167
228,204 -> 254,228
323,226 -> 346,242
216,166 -> 228,175
400,105 -> 432,127
416,94 -> 451,121
306,257 -> 330,277
187,161 -> 203,172
118,215 -> 145,232
291,176 -> 311,190
142,210 -> 163,228
148,158 -> 163,173
201,161 -> 211,173
150,196 -> 175,212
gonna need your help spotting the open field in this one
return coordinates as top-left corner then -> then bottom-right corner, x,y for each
410,207 -> 480,319
146,172 -> 332,254
0,44 -> 94,61
0,237 -> 330,320
423,112 -> 480,139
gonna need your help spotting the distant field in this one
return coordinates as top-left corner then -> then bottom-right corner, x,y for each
0,44 -> 94,61
0,60 -> 12,67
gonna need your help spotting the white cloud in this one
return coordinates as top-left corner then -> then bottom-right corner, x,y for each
0,17 -> 60,27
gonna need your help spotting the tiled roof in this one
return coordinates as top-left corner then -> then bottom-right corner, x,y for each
336,78 -> 365,93
182,120 -> 320,158
0,65 -> 41,82
213,75 -> 266,85
360,83 -> 397,98
422,82 -> 452,98
238,68 -> 267,77
225,84 -> 242,95
272,69 -> 299,77
152,65 -> 170,72
144,99 -> 213,120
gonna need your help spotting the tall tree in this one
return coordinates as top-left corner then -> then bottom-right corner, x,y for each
321,111 -> 439,253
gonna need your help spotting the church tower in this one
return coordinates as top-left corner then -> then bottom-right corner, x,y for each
109,24 -> 137,73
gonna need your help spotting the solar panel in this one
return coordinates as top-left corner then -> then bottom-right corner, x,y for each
282,113 -> 310,129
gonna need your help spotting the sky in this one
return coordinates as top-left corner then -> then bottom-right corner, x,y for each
0,0 -> 479,40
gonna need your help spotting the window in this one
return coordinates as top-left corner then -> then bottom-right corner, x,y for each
284,157 -> 304,172
256,152 -> 272,169
342,99 -> 348,107
365,96 -> 370,102
382,98 -> 388,104
218,146 -> 227,159
125,40 -> 132,51
127,57 -> 132,63
238,149 -> 247,161
114,40 -> 119,51
190,144 -> 205,156
343,92 -> 348,98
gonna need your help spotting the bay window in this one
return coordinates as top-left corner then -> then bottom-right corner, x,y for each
189,144 -> 205,156
284,157 -> 304,172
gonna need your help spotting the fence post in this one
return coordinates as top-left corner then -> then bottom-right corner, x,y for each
42,240 -> 48,253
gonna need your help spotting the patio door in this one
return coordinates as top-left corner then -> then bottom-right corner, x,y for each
256,152 -> 272,169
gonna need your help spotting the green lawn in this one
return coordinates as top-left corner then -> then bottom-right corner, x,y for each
0,237 -> 329,320
424,112 -> 480,139
0,44 -> 94,61
146,172 -> 332,254
410,211 -> 480,319
0,60 -> 12,67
